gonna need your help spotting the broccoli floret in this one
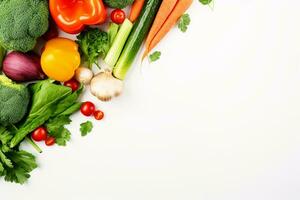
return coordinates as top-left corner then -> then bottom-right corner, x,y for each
76,28 -> 110,68
103,0 -> 134,8
0,0 -> 49,52
0,76 -> 30,126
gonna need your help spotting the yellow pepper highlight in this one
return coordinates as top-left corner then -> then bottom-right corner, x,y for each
41,38 -> 81,82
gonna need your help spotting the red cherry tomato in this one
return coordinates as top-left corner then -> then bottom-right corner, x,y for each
111,9 -> 126,24
64,79 -> 80,92
94,110 -> 104,120
45,136 -> 56,146
31,127 -> 48,142
80,101 -> 96,116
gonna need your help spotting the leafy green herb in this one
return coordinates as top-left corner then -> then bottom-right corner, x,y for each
46,116 -> 71,146
25,137 -> 42,154
0,126 -> 13,145
80,121 -> 93,137
2,150 -> 37,184
46,116 -> 71,132
0,126 -> 37,185
149,51 -> 161,62
178,14 -> 191,33
76,28 -> 110,68
199,0 -> 213,5
45,86 -> 82,146
49,127 -> 71,146
0,150 -> 13,168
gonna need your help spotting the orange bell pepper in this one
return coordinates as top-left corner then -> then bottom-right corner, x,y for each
49,0 -> 107,34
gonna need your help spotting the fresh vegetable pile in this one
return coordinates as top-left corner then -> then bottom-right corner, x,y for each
0,0 -> 212,184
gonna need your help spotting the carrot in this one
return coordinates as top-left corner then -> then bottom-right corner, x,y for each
143,0 -> 193,59
129,0 -> 146,22
142,0 -> 178,60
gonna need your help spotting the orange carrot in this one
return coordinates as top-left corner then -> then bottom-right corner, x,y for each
129,0 -> 146,22
143,0 -> 193,59
142,0 -> 178,59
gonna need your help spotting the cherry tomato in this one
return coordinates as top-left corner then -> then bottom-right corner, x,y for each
64,79 -> 80,92
31,127 -> 48,142
111,9 -> 126,24
94,110 -> 104,120
45,136 -> 56,146
80,101 -> 96,116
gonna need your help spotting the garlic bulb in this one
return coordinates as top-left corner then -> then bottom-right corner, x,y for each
90,70 -> 123,101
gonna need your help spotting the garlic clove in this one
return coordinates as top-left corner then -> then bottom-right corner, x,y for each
75,67 -> 94,85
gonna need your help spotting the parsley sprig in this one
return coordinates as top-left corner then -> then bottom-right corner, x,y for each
149,51 -> 161,62
178,14 -> 191,33
80,121 -> 93,137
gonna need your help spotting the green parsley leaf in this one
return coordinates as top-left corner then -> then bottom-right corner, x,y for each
0,162 -> 4,174
3,150 -> 37,184
80,121 -> 93,137
53,128 -> 71,146
0,126 -> 13,145
149,51 -> 161,62
46,116 -> 72,146
199,0 -> 213,5
178,14 -> 191,33
46,116 -> 71,132
0,150 -> 13,168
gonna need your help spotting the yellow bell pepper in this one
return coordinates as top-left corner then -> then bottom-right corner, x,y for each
41,38 -> 81,82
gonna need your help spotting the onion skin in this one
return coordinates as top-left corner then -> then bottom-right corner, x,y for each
3,52 -> 46,82
75,67 -> 94,85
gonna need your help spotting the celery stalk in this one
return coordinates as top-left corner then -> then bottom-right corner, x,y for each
108,23 -> 119,46
104,19 -> 133,68
113,0 -> 162,80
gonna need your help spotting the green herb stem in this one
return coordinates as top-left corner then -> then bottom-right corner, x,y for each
25,137 -> 42,154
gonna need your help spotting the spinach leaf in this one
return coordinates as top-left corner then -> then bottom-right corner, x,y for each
44,85 -> 83,146
10,80 -> 73,148
51,85 -> 83,117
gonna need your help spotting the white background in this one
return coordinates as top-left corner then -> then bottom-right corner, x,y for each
1,0 -> 300,199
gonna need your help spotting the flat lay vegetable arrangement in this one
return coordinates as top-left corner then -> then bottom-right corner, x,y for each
0,0 -> 212,184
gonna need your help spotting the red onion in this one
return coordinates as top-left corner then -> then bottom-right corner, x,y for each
3,52 -> 46,82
